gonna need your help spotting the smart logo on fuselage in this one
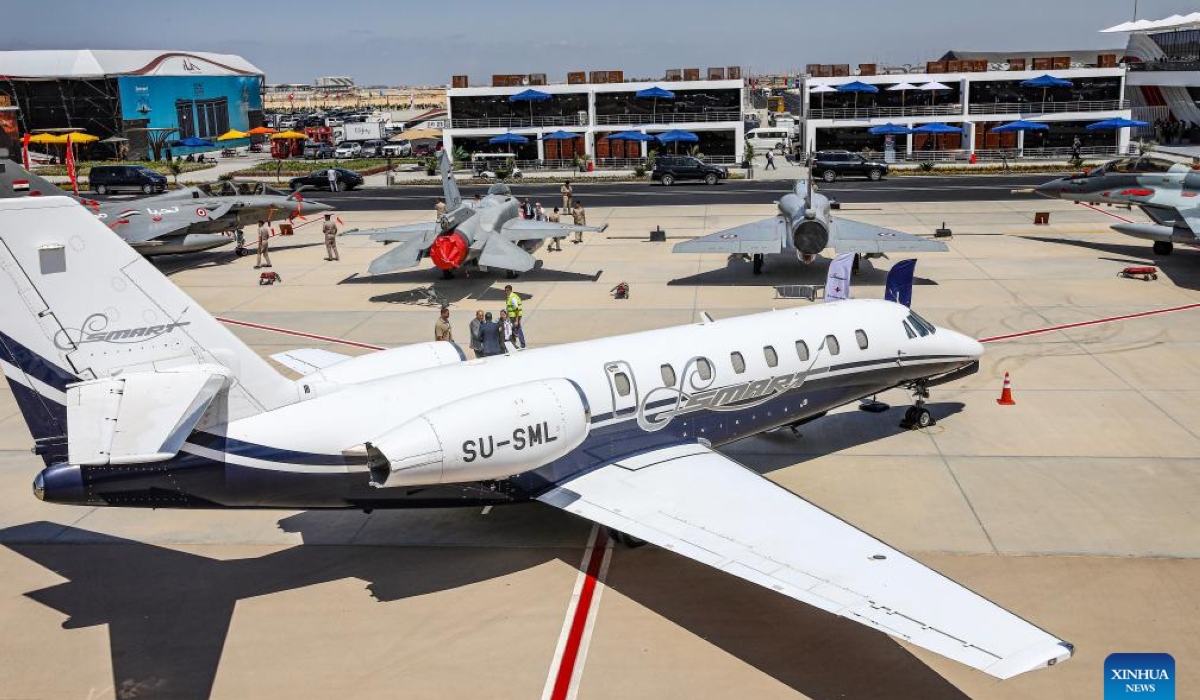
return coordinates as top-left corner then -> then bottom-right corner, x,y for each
53,313 -> 191,350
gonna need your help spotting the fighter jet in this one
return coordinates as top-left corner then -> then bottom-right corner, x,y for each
0,193 -> 1072,682
673,174 -> 947,273
0,160 -> 330,256
349,150 -> 606,278
1035,155 -> 1200,256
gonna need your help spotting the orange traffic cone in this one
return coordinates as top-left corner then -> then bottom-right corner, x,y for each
996,372 -> 1016,406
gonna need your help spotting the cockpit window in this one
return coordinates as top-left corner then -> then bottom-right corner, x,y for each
906,311 -> 937,337
1135,157 -> 1174,173
903,320 -> 916,339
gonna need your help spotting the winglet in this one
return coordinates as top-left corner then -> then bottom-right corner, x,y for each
440,150 -> 462,209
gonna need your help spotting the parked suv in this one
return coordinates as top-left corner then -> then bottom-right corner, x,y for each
651,154 -> 729,186
812,151 -> 888,182
89,165 -> 168,195
303,142 -> 335,160
333,142 -> 362,158
360,139 -> 387,157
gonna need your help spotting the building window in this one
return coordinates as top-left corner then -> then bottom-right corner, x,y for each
825,335 -> 840,356
730,352 -> 746,374
661,364 -> 676,387
855,330 -> 869,350
795,340 -> 810,361
763,346 -> 778,367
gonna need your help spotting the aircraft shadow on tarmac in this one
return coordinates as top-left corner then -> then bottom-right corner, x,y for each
0,405 -> 975,700
1022,235 -> 1200,291
154,241 -> 328,277
669,254 -> 938,289
342,263 -> 603,306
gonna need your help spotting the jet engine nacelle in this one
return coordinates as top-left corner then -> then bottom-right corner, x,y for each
316,342 -> 466,385
791,218 -> 829,257
365,378 -> 591,488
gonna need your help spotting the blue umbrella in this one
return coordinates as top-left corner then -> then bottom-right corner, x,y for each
656,129 -> 699,142
1086,117 -> 1150,130
1021,74 -> 1073,104
509,88 -> 551,124
541,130 -> 579,140
868,123 -> 912,135
489,132 -> 529,144
175,137 -> 215,148
912,123 -> 963,151
636,86 -> 676,121
990,120 -> 1049,133
604,131 -> 656,142
837,80 -> 879,109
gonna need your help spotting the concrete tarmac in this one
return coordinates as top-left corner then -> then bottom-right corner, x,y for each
1,196 -> 1198,700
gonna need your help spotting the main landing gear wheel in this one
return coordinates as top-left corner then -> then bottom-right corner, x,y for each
1153,241 -> 1174,256
606,527 -> 646,548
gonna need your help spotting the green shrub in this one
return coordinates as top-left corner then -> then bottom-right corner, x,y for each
633,165 -> 646,177
918,161 -> 936,172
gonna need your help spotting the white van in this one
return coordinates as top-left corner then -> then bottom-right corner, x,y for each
746,128 -> 792,154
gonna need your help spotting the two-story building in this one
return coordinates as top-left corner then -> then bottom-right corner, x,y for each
445,75 -> 745,166
1105,13 -> 1200,138
801,55 -> 1132,159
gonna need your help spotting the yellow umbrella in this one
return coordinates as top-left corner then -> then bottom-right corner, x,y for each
217,129 -> 248,141
63,133 -> 99,143
270,130 -> 307,140
26,133 -> 60,144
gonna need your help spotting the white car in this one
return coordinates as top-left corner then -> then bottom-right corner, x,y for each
334,142 -> 362,158
381,141 -> 411,157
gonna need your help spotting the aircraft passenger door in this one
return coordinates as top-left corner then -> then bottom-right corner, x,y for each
604,361 -> 639,418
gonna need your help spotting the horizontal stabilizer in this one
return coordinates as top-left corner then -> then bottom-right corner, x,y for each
270,348 -> 352,375
673,218 -> 784,255
502,219 -> 608,241
342,222 -> 439,242
368,236 -> 431,274
479,235 -> 536,272
67,369 -> 229,465
830,218 -> 948,255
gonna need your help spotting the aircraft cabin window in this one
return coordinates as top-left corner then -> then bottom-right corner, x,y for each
795,340 -> 810,362
661,364 -> 676,387
763,346 -> 778,367
614,372 -> 632,397
855,329 -> 869,350
696,358 -> 713,381
730,352 -> 746,374
825,335 -> 841,356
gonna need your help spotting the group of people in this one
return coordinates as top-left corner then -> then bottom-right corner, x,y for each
249,212 -> 340,269
1154,119 -> 1193,146
434,285 -> 527,357
516,181 -> 590,248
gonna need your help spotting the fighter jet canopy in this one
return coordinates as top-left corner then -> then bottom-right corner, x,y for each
487,183 -> 513,197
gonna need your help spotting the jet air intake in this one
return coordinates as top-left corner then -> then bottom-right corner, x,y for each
792,219 -> 829,259
429,231 -> 470,270
364,379 -> 591,488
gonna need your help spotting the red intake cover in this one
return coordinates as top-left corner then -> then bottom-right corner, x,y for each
429,231 -> 468,270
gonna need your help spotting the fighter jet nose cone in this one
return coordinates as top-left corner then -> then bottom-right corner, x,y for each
1034,180 -> 1062,199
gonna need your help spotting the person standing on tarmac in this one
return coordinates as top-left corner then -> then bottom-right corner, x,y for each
560,180 -> 572,211
571,200 -> 587,244
547,207 -> 564,251
521,197 -> 535,220
254,219 -> 272,269
504,284 -> 526,349
434,306 -> 453,342
435,197 -> 446,217
479,312 -> 503,357
469,310 -> 484,358
322,213 -> 339,261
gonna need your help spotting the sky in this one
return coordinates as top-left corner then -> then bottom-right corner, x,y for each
2,0 -> 1196,85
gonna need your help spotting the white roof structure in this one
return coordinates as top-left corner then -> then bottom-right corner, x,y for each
1102,12 -> 1200,33
0,50 -> 262,79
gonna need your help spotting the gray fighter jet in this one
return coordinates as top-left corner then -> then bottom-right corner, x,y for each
673,175 -> 947,274
1035,155 -> 1200,256
0,160 -> 331,256
349,150 -> 606,278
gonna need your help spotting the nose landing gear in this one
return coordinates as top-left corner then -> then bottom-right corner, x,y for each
899,381 -> 935,430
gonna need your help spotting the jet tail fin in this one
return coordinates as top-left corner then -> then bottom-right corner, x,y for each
440,150 -> 462,209
0,197 -> 299,460
0,160 -> 71,199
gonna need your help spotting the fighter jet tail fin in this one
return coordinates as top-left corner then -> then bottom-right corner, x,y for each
440,149 -> 462,209
0,160 -> 71,199
0,197 -> 298,461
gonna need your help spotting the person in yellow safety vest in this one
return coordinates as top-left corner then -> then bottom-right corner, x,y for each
504,284 -> 526,349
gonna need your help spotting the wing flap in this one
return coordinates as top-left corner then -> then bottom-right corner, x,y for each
269,348 -> 352,375
672,218 -> 784,255
538,445 -> 1071,679
830,219 -> 949,255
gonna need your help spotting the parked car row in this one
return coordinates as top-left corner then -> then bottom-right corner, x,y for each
302,139 -> 416,159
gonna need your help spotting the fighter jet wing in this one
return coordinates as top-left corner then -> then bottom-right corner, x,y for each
672,218 -> 785,255
830,218 -> 949,255
501,219 -> 609,241
110,201 -> 239,245
344,222 -> 440,243
367,235 -> 434,275
538,443 -> 1073,680
478,235 -> 536,272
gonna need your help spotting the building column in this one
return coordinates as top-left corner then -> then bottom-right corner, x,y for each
1017,130 -> 1025,157
963,122 -> 976,155
735,121 -> 745,162
536,131 -> 545,162
1117,126 -> 1131,154
905,129 -> 913,158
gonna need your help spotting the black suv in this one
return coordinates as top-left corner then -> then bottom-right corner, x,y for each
812,151 -> 888,182
89,165 -> 168,195
651,154 -> 728,186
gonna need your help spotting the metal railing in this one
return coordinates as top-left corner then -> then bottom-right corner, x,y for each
807,104 -> 962,120
795,144 -> 1134,164
1127,60 -> 1200,72
448,114 -> 587,129
593,111 -> 741,125
967,99 -> 1129,115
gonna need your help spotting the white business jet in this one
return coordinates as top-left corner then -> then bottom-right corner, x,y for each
0,195 -> 1070,681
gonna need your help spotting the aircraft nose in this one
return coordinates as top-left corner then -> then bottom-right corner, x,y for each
1034,178 -> 1065,199
304,199 -> 334,213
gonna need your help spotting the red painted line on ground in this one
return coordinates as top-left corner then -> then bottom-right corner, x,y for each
216,317 -> 384,351
1078,201 -> 1135,224
550,527 -> 609,700
980,303 -> 1200,344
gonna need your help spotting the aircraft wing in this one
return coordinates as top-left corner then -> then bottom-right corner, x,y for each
269,348 -> 352,375
110,201 -> 239,245
672,218 -> 785,255
344,222 -> 440,243
538,443 -> 1072,680
477,234 -> 536,272
501,219 -> 608,241
830,219 -> 948,255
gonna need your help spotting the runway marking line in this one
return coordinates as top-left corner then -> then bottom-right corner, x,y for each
542,525 -> 611,700
1078,201 -> 1136,223
980,303 -> 1200,343
215,317 -> 384,351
